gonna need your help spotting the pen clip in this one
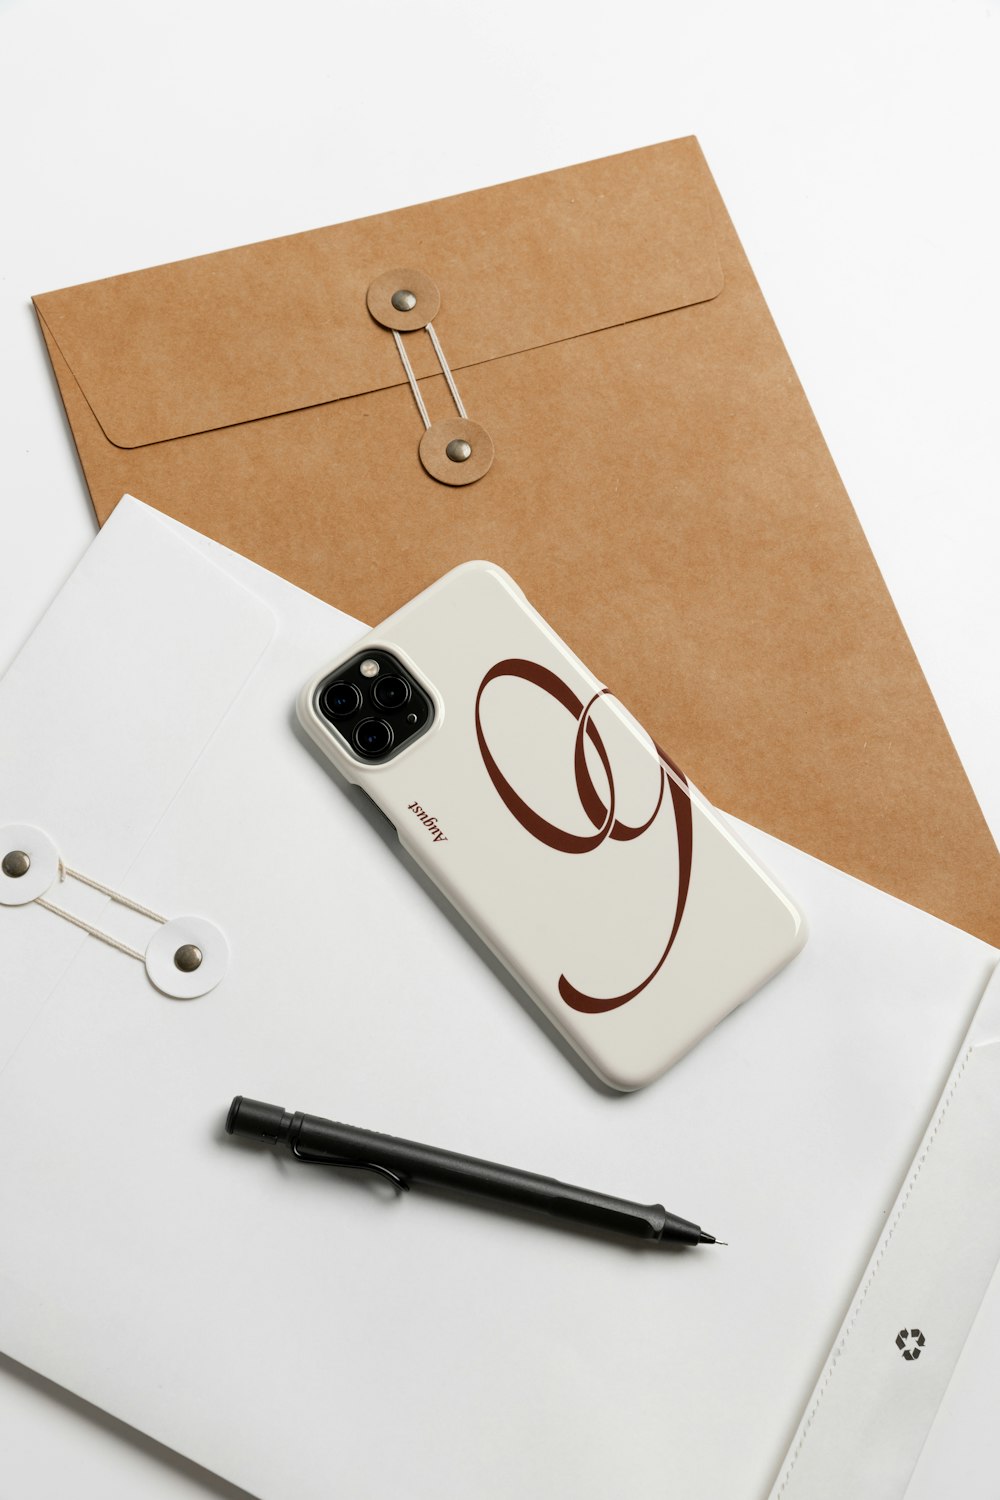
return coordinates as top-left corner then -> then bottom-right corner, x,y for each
291,1140 -> 409,1194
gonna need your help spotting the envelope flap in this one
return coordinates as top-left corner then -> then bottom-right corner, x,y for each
32,138 -> 723,449
0,497 -> 276,1058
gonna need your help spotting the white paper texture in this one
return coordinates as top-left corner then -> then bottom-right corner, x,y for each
0,498 -> 996,1500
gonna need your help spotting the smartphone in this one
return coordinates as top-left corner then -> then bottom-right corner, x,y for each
298,562 -> 805,1090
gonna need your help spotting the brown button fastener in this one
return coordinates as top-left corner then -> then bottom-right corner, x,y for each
369,270 -> 495,486
419,420 -> 494,486
367,268 -> 441,332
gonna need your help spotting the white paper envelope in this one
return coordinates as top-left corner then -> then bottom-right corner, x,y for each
0,497 -> 996,1500
770,961 -> 1000,1500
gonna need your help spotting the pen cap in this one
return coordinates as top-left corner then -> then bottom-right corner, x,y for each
225,1096 -> 290,1143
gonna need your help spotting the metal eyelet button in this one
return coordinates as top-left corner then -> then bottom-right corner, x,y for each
2,850 -> 31,879
367,268 -> 441,331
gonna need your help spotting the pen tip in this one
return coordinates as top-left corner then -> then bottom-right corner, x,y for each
699,1231 -> 727,1246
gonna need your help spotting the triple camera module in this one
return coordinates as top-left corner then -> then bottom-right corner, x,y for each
315,650 -> 433,762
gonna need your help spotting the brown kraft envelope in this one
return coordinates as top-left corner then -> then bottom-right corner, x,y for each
33,136 -> 1000,944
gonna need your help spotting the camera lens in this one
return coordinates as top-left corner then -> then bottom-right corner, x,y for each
372,675 -> 411,711
353,718 -> 394,758
320,680 -> 362,720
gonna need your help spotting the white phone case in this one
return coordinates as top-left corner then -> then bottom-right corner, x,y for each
298,561 -> 806,1089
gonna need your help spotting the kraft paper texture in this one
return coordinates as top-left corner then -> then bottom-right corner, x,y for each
32,136 -> 1000,944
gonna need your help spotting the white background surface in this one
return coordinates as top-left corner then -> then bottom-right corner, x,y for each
0,0 -> 996,1496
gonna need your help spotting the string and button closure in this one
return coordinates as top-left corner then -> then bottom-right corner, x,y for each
367,267 -> 495,486
0,822 -> 228,999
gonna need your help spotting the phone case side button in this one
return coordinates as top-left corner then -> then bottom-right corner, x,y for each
356,788 -> 398,837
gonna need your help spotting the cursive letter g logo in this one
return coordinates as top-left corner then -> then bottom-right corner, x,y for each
474,659 -> 693,1014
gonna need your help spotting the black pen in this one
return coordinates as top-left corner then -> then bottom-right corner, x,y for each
226,1097 -> 723,1248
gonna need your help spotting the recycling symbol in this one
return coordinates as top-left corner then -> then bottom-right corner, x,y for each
895,1328 -> 926,1361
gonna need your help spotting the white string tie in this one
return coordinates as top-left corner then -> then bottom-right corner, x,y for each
36,859 -> 167,961
392,322 -> 468,427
